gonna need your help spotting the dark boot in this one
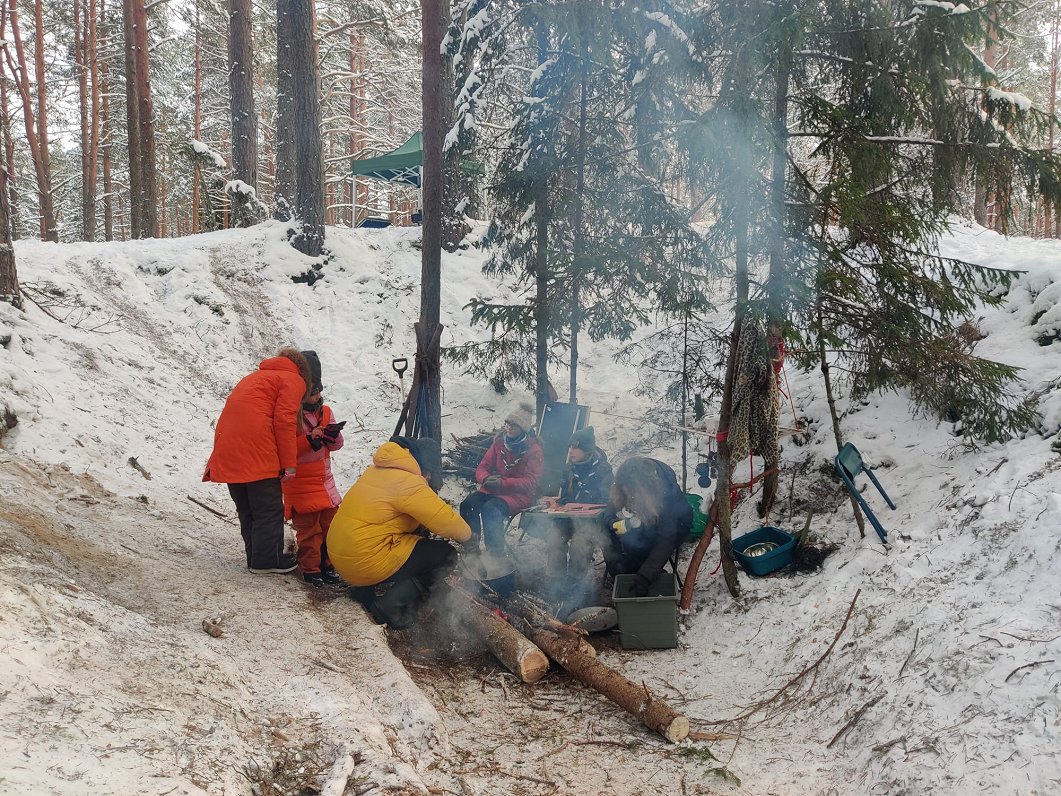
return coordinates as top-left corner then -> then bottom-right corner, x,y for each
370,578 -> 426,629
303,572 -> 325,588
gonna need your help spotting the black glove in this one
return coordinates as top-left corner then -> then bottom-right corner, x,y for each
307,434 -> 324,451
631,573 -> 653,598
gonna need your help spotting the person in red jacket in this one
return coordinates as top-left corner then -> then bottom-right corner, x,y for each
203,348 -> 312,574
282,351 -> 346,588
460,403 -> 544,556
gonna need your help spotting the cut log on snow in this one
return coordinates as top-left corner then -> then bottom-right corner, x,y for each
527,627 -> 689,743
461,599 -> 550,683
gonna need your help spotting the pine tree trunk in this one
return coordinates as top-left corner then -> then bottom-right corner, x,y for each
288,0 -> 324,255
86,0 -> 100,241
122,0 -> 142,237
227,0 -> 258,227
715,182 -> 749,598
416,0 -> 444,440
130,0 -> 157,238
31,0 -> 57,241
568,42 -> 589,405
5,0 -> 58,242
274,0 -> 297,222
1048,0 -> 1059,237
0,49 -> 19,241
0,27 -> 18,308
100,0 -> 114,242
533,28 -> 551,421
192,1 -> 201,233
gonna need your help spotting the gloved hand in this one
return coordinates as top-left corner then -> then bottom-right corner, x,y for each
631,573 -> 653,598
280,467 -> 296,484
483,474 -> 502,488
323,421 -> 345,440
307,434 -> 324,451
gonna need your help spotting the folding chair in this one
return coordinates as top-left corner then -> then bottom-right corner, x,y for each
834,442 -> 896,544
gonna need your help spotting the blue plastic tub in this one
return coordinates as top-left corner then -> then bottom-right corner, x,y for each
732,526 -> 797,576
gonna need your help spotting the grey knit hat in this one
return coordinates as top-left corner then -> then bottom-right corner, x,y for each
569,426 -> 596,452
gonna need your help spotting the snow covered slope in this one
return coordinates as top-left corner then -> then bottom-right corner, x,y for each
1,220 -> 1059,795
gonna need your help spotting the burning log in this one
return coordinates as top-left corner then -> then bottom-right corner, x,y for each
460,596 -> 550,684
526,627 -> 690,743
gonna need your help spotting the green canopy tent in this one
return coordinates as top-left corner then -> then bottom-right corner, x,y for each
351,132 -> 484,189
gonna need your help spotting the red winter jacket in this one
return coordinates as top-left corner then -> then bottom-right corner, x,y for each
203,356 -> 306,484
282,404 -> 344,518
475,434 -> 544,514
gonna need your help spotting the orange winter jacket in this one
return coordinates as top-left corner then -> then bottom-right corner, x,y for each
328,441 -> 472,586
203,356 -> 307,484
282,404 -> 344,517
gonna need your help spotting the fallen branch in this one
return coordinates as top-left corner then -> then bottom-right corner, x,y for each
826,692 -> 883,748
735,589 -> 861,721
526,626 -> 689,742
128,456 -> 152,480
898,628 -> 919,678
186,495 -> 236,523
1004,659 -> 1054,683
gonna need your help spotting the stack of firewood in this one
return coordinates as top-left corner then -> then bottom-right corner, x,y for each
444,431 -> 495,478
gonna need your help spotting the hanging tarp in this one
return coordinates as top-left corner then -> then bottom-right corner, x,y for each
351,132 -> 484,188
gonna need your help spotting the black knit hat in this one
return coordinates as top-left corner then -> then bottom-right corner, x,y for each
569,426 -> 596,452
301,350 -> 323,391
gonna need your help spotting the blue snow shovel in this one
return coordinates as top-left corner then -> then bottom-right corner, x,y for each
834,443 -> 896,544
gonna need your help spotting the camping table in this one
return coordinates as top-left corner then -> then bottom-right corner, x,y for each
516,502 -> 609,541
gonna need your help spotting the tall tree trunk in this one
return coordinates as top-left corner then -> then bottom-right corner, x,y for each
416,0 -> 444,440
130,0 -> 158,237
4,0 -> 58,242
227,0 -> 258,227
285,0 -> 324,256
568,39 -> 589,405
31,0 -> 57,240
1048,0 -> 1060,237
0,6 -> 19,308
100,0 -> 114,241
533,28 -> 551,422
274,0 -> 296,221
122,0 -> 142,237
0,38 -> 19,241
975,15 -> 1000,228
192,1 -> 201,233
87,0 -> 100,241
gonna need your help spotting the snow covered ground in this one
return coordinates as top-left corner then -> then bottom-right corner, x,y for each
0,220 -> 1059,795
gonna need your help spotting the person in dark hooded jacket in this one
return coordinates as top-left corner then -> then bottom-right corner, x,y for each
603,457 -> 692,597
545,427 -> 612,607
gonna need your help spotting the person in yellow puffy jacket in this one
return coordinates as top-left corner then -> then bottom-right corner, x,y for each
328,436 -> 471,627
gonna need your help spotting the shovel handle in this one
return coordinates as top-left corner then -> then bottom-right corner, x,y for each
392,357 -> 409,377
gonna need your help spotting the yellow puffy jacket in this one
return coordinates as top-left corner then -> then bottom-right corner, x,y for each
328,441 -> 472,586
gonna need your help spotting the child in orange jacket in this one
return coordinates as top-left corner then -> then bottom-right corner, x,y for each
281,351 -> 345,587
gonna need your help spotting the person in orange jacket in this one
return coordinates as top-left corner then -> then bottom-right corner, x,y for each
328,436 -> 471,627
282,351 -> 346,588
204,347 -> 312,574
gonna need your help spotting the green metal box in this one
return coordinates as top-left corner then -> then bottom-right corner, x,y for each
612,573 -> 679,649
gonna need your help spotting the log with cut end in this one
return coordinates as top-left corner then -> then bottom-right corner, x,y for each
527,627 -> 690,743
461,599 -> 550,683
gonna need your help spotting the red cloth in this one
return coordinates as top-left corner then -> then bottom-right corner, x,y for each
203,356 -> 306,484
474,435 -> 544,514
291,506 -> 337,574
282,404 -> 344,518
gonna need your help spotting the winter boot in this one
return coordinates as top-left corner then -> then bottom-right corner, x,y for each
248,554 -> 298,574
321,565 -> 344,586
303,572 -> 325,588
370,577 -> 426,629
